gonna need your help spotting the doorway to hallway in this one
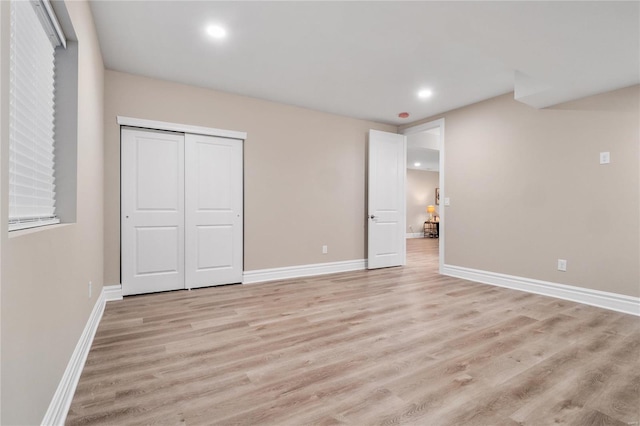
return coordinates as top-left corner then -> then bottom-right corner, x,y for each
403,118 -> 444,273
406,237 -> 439,268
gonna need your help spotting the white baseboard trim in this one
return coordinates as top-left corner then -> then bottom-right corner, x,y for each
442,264 -> 640,317
406,233 -> 424,239
103,284 -> 123,301
243,259 -> 367,284
42,285 -> 120,425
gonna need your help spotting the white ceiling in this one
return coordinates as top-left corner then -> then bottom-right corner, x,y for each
89,1 -> 639,125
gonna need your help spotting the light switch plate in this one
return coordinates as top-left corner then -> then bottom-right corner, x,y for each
600,152 -> 610,164
444,198 -> 451,206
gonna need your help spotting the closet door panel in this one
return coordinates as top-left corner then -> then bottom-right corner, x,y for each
186,134 -> 243,288
196,143 -> 233,209
196,225 -> 234,269
136,137 -> 181,210
135,227 -> 180,274
121,127 -> 185,296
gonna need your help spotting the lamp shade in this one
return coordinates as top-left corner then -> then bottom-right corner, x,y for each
427,205 -> 436,214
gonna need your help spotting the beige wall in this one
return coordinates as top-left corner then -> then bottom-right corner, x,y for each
0,1 -> 6,417
103,70 -> 396,285
0,1 -> 104,423
401,86 -> 640,298
406,169 -> 439,233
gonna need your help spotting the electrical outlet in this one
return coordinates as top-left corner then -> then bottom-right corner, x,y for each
322,245 -> 328,254
599,152 -> 610,164
557,259 -> 567,272
88,281 -> 92,298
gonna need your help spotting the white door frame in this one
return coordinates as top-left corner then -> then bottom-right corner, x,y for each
401,118 -> 445,273
118,116 -> 247,289
117,116 -> 247,140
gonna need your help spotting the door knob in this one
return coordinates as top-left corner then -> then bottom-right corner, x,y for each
370,214 -> 376,219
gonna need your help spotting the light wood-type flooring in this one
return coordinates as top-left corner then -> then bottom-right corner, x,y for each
68,238 -> 640,425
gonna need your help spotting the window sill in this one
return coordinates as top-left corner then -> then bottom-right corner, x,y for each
9,223 -> 74,239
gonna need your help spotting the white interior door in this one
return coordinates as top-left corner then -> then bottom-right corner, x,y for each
121,127 -> 185,295
185,134 -> 243,288
367,129 -> 406,269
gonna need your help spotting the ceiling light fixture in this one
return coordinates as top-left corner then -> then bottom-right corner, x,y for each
418,89 -> 433,99
206,25 -> 227,39
398,112 -> 410,118
414,162 -> 421,167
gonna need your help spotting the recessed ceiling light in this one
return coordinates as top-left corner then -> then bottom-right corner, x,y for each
418,89 -> 433,99
414,162 -> 421,167
206,25 -> 227,39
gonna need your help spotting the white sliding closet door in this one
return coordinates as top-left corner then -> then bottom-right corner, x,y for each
121,128 -> 185,296
185,134 -> 243,288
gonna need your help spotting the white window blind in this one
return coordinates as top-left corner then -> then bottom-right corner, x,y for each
9,1 -> 65,231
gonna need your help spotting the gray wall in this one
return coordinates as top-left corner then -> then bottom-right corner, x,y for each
0,0 -> 105,423
401,86 -> 640,298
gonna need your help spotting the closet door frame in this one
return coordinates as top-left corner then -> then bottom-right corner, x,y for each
118,116 -> 246,294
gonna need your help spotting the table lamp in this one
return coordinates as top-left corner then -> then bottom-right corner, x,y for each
427,205 -> 435,221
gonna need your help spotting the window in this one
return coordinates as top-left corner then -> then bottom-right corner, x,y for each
9,0 -> 66,231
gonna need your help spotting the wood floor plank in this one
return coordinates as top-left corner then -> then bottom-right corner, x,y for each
67,238 -> 640,425
508,330 -> 640,424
